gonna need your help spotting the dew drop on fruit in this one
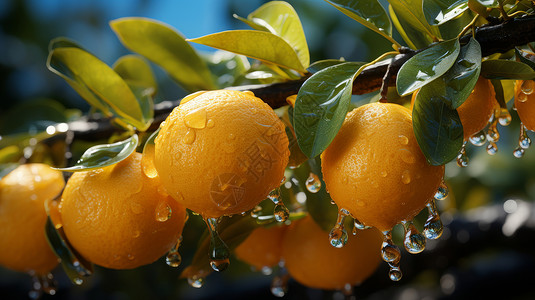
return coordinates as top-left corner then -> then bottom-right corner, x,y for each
521,80 -> 534,95
423,200 -> 443,240
353,217 -> 371,231
155,201 -> 172,222
183,128 -> 196,144
166,238 -> 182,268
434,181 -> 449,200
456,142 -> 469,167
399,149 -> 415,164
469,130 -> 486,147
188,276 -> 204,288
498,108 -> 512,126
401,170 -> 411,184
250,205 -> 262,218
329,208 -> 349,248
380,170 -> 388,177
399,135 -> 409,145
305,172 -> 321,193
206,119 -> 215,128
133,230 -> 140,238
205,217 -> 231,272
518,92 -> 528,102
402,220 -> 426,254
184,108 -> 207,129
271,273 -> 290,297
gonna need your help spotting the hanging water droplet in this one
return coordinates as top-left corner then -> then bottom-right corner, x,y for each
183,128 -> 196,144
155,201 -> 172,222
205,217 -> 231,272
487,111 -> 501,143
188,276 -> 204,288
402,220 -> 426,254
486,142 -> 498,155
521,80 -> 534,95
250,205 -> 262,218
381,233 -> 401,264
518,92 -> 528,102
329,209 -> 349,248
434,181 -> 449,200
518,125 -> 531,150
498,108 -> 512,126
389,267 -> 403,281
184,108 -> 207,129
274,203 -> 289,222
456,142 -> 469,167
305,172 -> 321,193
353,217 -> 371,231
73,278 -> 83,285
469,130 -> 487,147
423,200 -> 443,240
513,147 -> 525,158
268,188 -> 281,204
271,274 -> 290,297
166,239 -> 182,267
261,266 -> 273,275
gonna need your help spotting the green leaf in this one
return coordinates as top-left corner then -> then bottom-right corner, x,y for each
113,55 -> 157,95
423,0 -> 469,26
438,37 -> 482,109
0,99 -> 67,135
307,59 -> 346,73
188,30 -> 307,73
55,134 -> 138,172
397,38 -> 460,96
490,79 -> 507,108
294,62 -> 364,158
49,37 -> 85,51
241,1 -> 310,68
515,47 -> 535,71
481,60 -> 535,80
388,0 -> 441,40
202,51 -> 251,88
324,0 -> 393,42
413,89 -> 464,165
47,47 -> 150,131
389,4 -> 435,49
110,17 -> 216,91
45,217 -> 93,284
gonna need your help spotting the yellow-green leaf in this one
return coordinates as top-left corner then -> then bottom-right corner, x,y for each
110,17 -> 217,92
113,55 -> 157,96
389,4 -> 434,49
242,1 -> 309,68
388,0 -> 441,42
189,30 -> 307,73
47,47 -> 150,131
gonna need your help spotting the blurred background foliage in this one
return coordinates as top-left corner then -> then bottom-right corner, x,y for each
1,0 -> 535,299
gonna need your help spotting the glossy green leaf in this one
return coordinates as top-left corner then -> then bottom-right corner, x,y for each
324,0 -> 393,42
45,217 -> 93,284
389,4 -> 435,49
397,38 -> 460,96
110,17 -> 216,91
515,47 -> 535,71
307,59 -> 346,73
467,0 -> 489,17
113,55 -> 157,95
188,30 -> 307,73
47,47 -> 150,131
294,62 -> 364,158
436,5 -> 474,40
423,0 -> 469,26
438,37 -> 481,109
490,79 -> 507,108
55,134 -> 138,172
49,37 -> 85,51
202,51 -> 250,88
241,1 -> 310,68
388,0 -> 441,41
413,89 -> 464,165
481,60 -> 535,80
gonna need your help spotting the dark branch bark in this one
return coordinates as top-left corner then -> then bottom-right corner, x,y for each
45,15 -> 535,142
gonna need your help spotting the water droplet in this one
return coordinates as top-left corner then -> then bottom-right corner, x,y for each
305,172 -> 321,193
188,276 -> 204,288
250,205 -> 262,218
381,233 -> 401,264
518,125 -> 531,150
206,119 -> 215,128
498,108 -> 512,126
456,142 -> 469,167
131,202 -> 143,214
127,254 -> 135,260
142,144 -> 158,178
399,149 -> 415,164
353,217 -> 371,231
73,278 -> 83,285
487,109 -> 501,143
401,170 -> 411,184
513,147 -> 525,158
518,92 -> 528,102
261,266 -> 273,275
183,128 -> 196,144
469,130 -> 487,147
274,203 -> 289,222
29,273 -> 57,299
228,133 -> 236,140
486,142 -> 498,155
268,188 -> 281,203
166,239 -> 182,267
399,135 -> 409,145
423,200 -> 443,239
184,108 -> 207,129
329,209 -> 349,248
155,201 -> 172,222
402,220 -> 426,254
380,170 -> 388,177
271,274 -> 290,297
205,217 -> 231,272
133,230 -> 140,238
521,80 -> 534,95
389,267 -> 403,281
434,181 -> 449,200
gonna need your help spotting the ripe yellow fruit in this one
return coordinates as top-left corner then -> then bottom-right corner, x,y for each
60,152 -> 186,270
411,77 -> 495,140
0,164 -> 64,275
235,225 -> 287,270
515,80 -> 535,131
321,103 -> 444,232
154,90 -> 289,218
281,216 -> 382,290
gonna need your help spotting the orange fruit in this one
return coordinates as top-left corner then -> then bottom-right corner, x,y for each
411,77 -> 495,140
60,152 -> 186,269
321,103 -> 444,232
154,90 -> 289,218
0,164 -> 64,275
515,80 -> 535,131
235,225 -> 287,270
281,216 -> 382,290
